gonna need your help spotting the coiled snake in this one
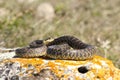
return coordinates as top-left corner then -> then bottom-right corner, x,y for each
15,36 -> 97,60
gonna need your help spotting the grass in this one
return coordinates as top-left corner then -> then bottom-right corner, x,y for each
0,0 -> 120,68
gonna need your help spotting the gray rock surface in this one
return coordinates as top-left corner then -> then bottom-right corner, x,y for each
0,52 -> 15,61
0,48 -> 16,61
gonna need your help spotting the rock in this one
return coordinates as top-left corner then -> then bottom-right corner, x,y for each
0,52 -> 15,61
0,48 -> 17,61
35,3 -> 55,21
0,56 -> 120,80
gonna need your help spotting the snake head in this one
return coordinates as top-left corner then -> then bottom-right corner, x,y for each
15,47 -> 29,54
44,38 -> 54,45
29,40 -> 44,48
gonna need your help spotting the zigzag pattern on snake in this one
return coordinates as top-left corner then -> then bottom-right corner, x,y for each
15,35 -> 97,60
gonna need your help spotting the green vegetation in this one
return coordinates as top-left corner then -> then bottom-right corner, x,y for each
0,0 -> 120,68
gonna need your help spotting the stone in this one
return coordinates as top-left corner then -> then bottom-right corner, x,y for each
0,56 -> 120,80
0,48 -> 16,61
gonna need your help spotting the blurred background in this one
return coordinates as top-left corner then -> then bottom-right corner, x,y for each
0,0 -> 120,68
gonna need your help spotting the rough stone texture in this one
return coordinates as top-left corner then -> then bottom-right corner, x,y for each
0,55 -> 120,80
0,48 -> 17,61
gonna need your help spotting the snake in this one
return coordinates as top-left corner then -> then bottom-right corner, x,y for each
15,36 -> 97,60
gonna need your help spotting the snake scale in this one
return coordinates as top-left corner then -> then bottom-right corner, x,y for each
15,36 -> 97,60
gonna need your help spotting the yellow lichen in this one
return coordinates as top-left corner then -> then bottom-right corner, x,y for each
47,61 -> 59,75
97,69 -> 106,78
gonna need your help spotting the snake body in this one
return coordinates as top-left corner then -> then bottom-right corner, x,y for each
15,36 -> 97,60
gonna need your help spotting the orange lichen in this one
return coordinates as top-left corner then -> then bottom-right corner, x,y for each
97,69 -> 106,78
48,62 -> 59,74
55,60 -> 89,66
